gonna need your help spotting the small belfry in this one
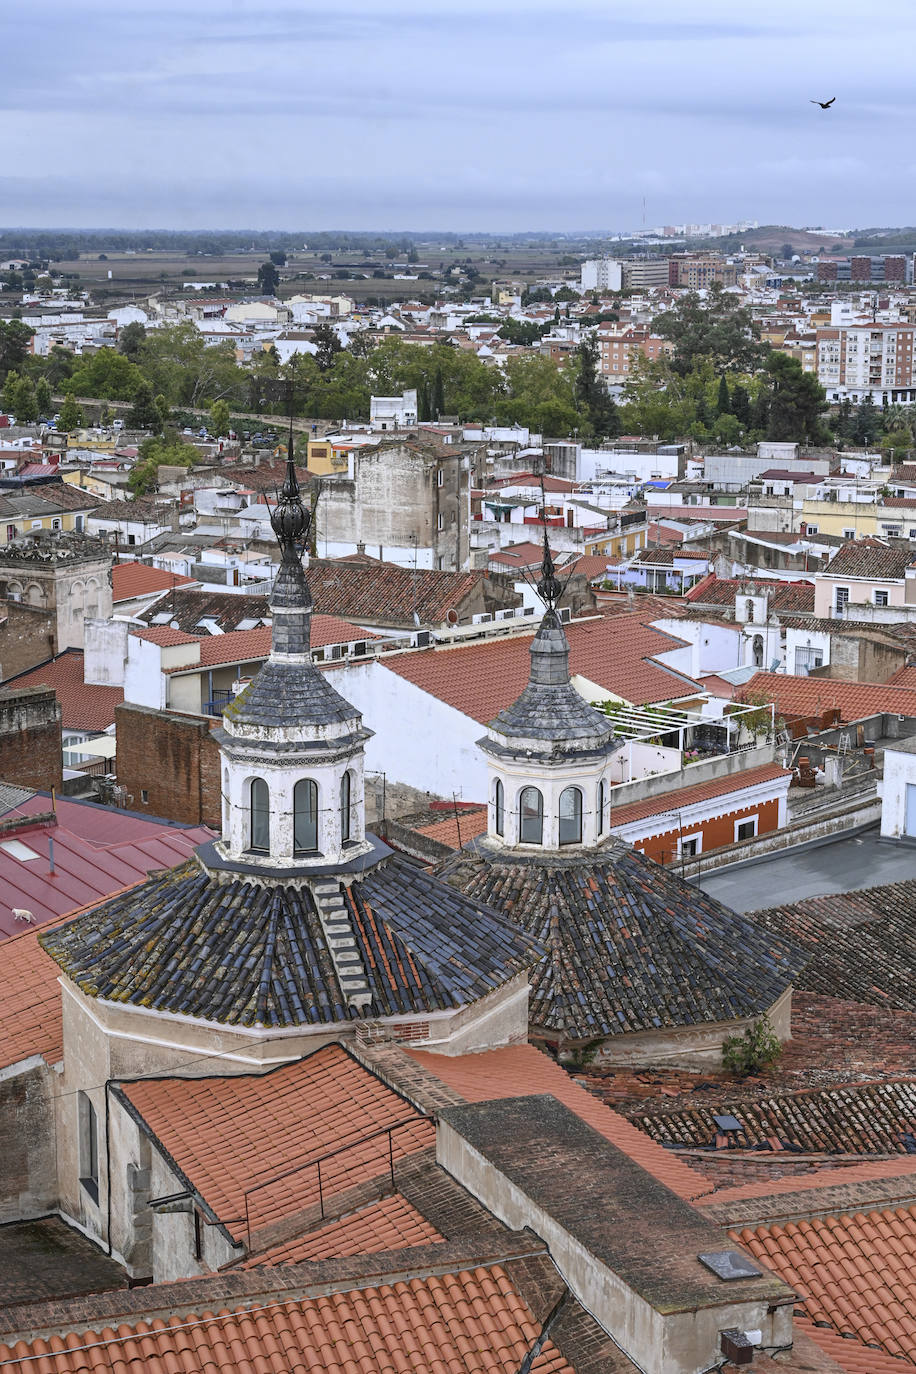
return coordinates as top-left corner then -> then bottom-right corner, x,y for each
215,426 -> 374,871
480,529 -> 619,851
438,523 -> 804,1067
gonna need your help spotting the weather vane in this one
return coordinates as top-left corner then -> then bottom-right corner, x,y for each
269,396 -> 309,563
535,477 -> 562,611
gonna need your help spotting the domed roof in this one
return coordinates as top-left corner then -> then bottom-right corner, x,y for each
438,840 -> 805,1042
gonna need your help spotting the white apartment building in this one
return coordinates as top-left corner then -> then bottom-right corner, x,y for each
580,258 -> 624,292
817,323 -> 916,403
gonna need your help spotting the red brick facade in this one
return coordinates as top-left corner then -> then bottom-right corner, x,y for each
114,703 -> 221,828
0,686 -> 63,793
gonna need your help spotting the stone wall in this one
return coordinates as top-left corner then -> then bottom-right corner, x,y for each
114,702 -> 221,827
0,600 -> 56,682
0,685 -> 63,792
0,1059 -> 58,1223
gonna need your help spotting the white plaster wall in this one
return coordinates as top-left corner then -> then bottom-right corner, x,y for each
880,744 -> 916,837
84,617 -> 130,687
124,636 -> 167,709
652,619 -> 741,678
330,660 -> 489,800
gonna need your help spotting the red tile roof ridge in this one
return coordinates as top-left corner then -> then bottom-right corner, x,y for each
609,763 -> 792,829
795,1317 -> 912,1374
406,1043 -> 712,1202
0,1233 -> 549,1345
701,1155 -> 916,1210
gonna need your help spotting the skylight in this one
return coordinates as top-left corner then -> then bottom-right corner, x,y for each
0,839 -> 40,861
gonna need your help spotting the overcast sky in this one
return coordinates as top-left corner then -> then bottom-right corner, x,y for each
2,0 -> 913,232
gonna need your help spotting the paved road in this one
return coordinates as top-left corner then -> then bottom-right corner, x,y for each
696,827 -> 916,913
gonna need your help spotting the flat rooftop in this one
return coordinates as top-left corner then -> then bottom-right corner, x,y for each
0,1216 -> 126,1310
697,825 -> 916,913
439,1094 -> 791,1315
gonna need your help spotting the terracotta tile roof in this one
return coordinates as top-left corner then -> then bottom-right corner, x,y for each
163,618 -> 375,672
739,671 -> 916,722
823,541 -> 915,580
686,574 -> 815,613
131,624 -> 199,646
437,843 -> 803,1043
0,1258 -> 578,1374
493,472 -> 579,492
0,923 -> 65,1069
647,504 -> 747,521
415,804 -> 489,850
384,613 -> 701,716
110,562 -> 196,602
751,879 -> 916,1012
630,545 -> 712,565
409,1043 -> 709,1200
796,1317 -> 914,1374
634,1079 -> 916,1155
886,665 -> 916,689
647,522 -> 684,545
566,554 -> 614,581
608,762 -> 792,830
4,649 -> 123,731
703,1156 -> 916,1209
248,1193 -> 443,1267
738,1207 -> 916,1363
306,557 -> 484,626
487,541 -> 556,569
120,1047 -> 434,1241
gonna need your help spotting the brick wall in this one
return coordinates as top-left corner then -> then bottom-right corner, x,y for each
115,703 -> 221,827
0,600 -> 56,682
0,686 -> 62,792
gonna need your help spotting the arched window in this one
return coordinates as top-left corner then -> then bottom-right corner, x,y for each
294,778 -> 319,855
249,778 -> 270,853
597,779 -> 605,836
494,778 -> 505,836
340,771 -> 352,843
519,787 -> 543,845
559,786 -> 583,846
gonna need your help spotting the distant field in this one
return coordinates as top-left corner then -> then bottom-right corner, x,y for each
50,243 -> 580,305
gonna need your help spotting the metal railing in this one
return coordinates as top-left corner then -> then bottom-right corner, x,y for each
240,1117 -> 419,1250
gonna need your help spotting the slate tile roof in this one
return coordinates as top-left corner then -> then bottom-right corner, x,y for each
248,1194 -> 443,1267
305,557 -> 484,626
821,542 -> 915,581
751,879 -> 916,1012
4,649 -> 123,731
0,1256 -> 579,1374
738,1207 -> 916,1363
119,1047 -> 434,1242
385,613 -> 701,718
408,1042 -> 708,1201
686,574 -> 816,614
110,562 -> 196,602
739,672 -> 916,722
39,855 -> 539,1026
633,1079 -> 916,1156
436,843 -> 803,1042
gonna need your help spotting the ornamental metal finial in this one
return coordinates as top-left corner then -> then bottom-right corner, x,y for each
535,481 -> 561,609
270,411 -> 309,563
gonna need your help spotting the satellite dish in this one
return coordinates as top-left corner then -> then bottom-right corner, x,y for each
446,607 -> 459,625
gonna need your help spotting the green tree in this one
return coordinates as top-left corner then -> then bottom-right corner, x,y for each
731,384 -> 750,425
128,436 -> 196,495
853,396 -> 880,446
881,428 -> 913,463
574,334 -> 619,440
653,283 -> 767,375
312,322 -> 342,372
10,375 -> 37,423
722,1016 -> 781,1078
0,320 -> 34,379
58,390 -> 84,431
210,399 -> 231,436
257,260 -> 280,295
126,381 -> 160,430
68,347 -> 144,400
716,374 -> 731,415
269,250 -> 287,267
35,377 -> 52,415
1,369 -> 21,414
154,393 -> 170,431
118,321 -> 147,361
764,352 -> 829,444
432,366 -> 445,418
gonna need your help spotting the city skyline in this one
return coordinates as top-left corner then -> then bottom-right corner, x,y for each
3,0 -> 915,232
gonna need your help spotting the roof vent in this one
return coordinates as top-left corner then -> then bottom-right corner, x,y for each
698,1250 -> 762,1282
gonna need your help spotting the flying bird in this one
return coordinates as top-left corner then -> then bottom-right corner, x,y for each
811,97 -> 836,108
